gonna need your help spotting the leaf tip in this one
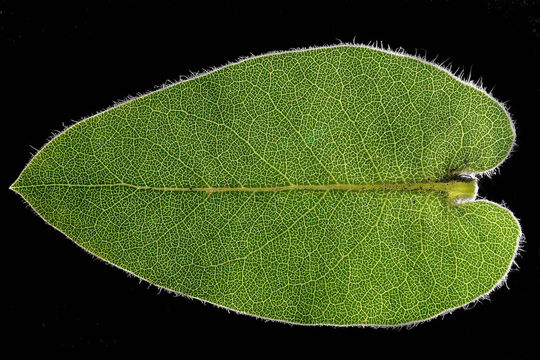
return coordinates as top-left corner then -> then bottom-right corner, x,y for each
9,181 -> 17,193
9,175 -> 24,196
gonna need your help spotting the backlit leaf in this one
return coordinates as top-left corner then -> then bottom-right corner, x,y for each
11,45 -> 520,326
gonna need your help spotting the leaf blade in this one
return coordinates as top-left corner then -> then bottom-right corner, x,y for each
12,45 -> 520,326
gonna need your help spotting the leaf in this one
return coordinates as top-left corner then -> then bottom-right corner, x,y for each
11,45 -> 520,326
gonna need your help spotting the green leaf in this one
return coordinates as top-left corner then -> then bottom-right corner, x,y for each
11,45 -> 520,326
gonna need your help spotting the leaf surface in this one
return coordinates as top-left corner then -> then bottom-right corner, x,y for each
12,45 -> 520,326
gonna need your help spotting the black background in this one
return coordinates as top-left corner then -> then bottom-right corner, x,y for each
3,1 -> 539,358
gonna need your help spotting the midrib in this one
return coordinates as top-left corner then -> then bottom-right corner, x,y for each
12,180 -> 477,201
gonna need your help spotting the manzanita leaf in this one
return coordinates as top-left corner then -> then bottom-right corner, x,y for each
11,45 -> 520,326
